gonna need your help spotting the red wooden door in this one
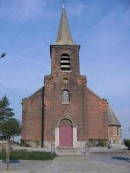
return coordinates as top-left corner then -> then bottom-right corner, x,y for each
60,125 -> 73,147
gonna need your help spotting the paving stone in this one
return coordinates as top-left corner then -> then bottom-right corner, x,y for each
0,146 -> 130,173
0,171 -> 30,173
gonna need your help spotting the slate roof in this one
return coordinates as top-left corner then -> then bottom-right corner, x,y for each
55,5 -> 75,45
106,106 -> 121,126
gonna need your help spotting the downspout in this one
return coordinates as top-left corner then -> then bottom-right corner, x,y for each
41,86 -> 44,148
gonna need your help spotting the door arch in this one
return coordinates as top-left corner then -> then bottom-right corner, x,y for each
59,119 -> 73,147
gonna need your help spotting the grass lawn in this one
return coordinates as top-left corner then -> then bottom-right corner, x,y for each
0,150 -> 57,160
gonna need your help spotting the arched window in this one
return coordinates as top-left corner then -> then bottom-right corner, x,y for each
61,90 -> 70,104
60,54 -> 70,71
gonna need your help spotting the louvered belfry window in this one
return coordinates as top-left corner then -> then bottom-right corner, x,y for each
61,54 -> 70,71
61,90 -> 70,103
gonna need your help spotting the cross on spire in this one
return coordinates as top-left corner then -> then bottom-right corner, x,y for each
62,0 -> 65,8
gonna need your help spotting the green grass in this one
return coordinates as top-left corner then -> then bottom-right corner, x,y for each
0,150 -> 57,160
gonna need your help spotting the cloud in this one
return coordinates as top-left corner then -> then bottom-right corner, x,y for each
88,9 -> 130,49
81,3 -> 130,80
10,54 -> 50,68
105,77 -> 130,97
67,0 -> 86,16
16,55 -> 50,68
0,0 -> 46,22
22,42 -> 46,55
87,75 -> 130,100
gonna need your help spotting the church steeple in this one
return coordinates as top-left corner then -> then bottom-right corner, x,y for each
50,4 -> 80,75
56,5 -> 75,45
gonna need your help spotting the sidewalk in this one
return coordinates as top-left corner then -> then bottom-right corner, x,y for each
11,144 -> 128,156
56,145 -> 127,156
88,144 -> 127,154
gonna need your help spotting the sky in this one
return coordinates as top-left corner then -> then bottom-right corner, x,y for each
0,0 -> 130,139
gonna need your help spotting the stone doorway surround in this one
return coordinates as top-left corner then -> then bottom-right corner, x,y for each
55,117 -> 77,148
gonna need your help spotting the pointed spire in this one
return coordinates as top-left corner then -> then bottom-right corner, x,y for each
56,5 -> 75,45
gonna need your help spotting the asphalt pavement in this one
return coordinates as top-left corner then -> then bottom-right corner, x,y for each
0,154 -> 130,173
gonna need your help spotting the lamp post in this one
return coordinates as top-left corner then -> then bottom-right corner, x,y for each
6,139 -> 10,171
0,52 -> 9,170
0,53 -> 6,59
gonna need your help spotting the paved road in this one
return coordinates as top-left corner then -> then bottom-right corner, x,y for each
0,154 -> 130,173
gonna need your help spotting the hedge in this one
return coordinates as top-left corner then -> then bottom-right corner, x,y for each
0,150 -> 57,160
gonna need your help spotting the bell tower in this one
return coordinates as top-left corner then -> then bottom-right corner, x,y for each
44,5 -> 87,148
50,5 -> 80,76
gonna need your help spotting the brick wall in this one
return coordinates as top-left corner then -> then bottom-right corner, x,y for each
108,126 -> 122,143
44,45 -> 88,141
87,89 -> 108,139
50,45 -> 80,75
22,44 -> 110,145
22,88 -> 43,141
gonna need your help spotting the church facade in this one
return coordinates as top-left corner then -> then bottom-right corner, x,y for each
21,6 -> 122,148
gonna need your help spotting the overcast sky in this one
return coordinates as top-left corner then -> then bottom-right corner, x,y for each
0,0 -> 130,139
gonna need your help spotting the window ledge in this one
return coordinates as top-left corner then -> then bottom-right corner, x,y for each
61,103 -> 70,105
60,70 -> 72,72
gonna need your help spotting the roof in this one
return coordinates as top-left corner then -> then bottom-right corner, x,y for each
87,87 -> 102,101
106,106 -> 121,126
22,87 -> 44,102
55,5 -> 75,45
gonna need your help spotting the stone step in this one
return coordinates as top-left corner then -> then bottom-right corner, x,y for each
55,148 -> 86,156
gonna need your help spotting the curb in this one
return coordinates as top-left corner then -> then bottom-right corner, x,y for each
0,171 -> 30,173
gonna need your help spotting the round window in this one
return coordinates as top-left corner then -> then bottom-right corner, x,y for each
63,78 -> 69,83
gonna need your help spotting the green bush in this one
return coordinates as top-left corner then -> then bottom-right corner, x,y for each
88,139 -> 108,147
98,139 -> 108,147
0,150 -> 57,160
20,139 -> 30,147
124,139 -> 130,150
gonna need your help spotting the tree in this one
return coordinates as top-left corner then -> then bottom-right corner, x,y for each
0,95 -> 21,140
1,118 -> 21,139
0,95 -> 14,121
124,139 -> 130,150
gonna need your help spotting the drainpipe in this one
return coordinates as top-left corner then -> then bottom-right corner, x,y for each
41,86 -> 44,148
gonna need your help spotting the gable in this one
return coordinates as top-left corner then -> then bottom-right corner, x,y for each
22,87 -> 44,103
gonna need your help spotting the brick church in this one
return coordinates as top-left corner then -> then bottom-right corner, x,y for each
21,5 -> 122,148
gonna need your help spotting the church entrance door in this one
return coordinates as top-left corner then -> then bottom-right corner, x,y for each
59,119 -> 73,147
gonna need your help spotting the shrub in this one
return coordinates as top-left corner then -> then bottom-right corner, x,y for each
0,150 -> 57,160
124,139 -> 130,150
20,139 -> 30,147
88,139 -> 108,147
